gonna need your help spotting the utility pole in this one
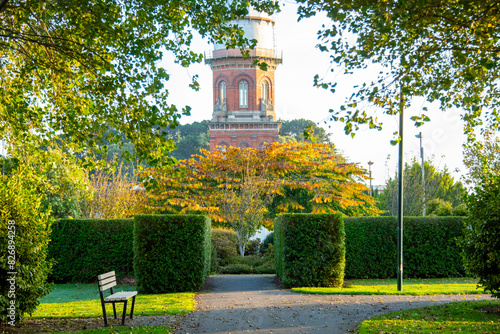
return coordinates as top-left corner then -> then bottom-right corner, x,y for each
368,161 -> 374,196
397,85 -> 405,292
415,132 -> 425,216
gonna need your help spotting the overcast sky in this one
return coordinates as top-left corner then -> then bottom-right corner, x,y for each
161,1 -> 468,187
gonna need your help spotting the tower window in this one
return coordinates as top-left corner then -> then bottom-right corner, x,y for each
261,81 -> 269,102
220,81 -> 226,101
239,81 -> 248,108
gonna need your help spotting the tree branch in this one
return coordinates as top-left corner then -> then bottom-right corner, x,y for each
0,0 -> 9,13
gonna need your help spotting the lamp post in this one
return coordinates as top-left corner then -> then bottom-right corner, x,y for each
397,85 -> 405,292
415,132 -> 425,216
368,161 -> 374,196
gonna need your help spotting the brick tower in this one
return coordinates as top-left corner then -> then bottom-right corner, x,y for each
205,7 -> 282,151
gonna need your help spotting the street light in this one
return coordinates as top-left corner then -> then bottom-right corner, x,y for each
368,161 -> 374,196
397,85 -> 405,292
415,132 -> 425,216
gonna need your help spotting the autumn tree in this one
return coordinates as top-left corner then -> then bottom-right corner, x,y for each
382,158 -> 464,216
296,0 -> 500,138
142,142 -> 377,255
219,169 -> 276,256
80,168 -> 147,219
143,145 -> 279,256
166,119 -> 327,160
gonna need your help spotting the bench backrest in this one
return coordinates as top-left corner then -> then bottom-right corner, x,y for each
98,271 -> 117,292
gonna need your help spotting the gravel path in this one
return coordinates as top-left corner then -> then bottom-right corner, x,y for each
174,274 -> 493,334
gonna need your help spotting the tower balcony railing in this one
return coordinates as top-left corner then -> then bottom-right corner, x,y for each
205,48 -> 283,62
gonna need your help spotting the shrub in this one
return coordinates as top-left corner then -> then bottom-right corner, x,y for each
275,213 -> 345,288
452,203 -> 468,216
344,216 -> 465,278
134,214 -> 211,293
219,263 -> 253,274
210,244 -> 218,274
459,174 -> 500,298
220,255 -> 267,267
211,228 -> 238,260
48,219 -> 134,283
218,255 -> 275,274
0,169 -> 52,324
260,231 -> 274,255
245,238 -> 261,256
427,199 -> 454,216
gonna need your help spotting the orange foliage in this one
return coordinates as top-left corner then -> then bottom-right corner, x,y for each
140,142 -> 378,227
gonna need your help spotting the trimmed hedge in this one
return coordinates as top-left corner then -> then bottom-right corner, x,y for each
344,216 -> 465,278
275,213 -> 345,288
133,214 -> 211,293
49,219 -> 134,283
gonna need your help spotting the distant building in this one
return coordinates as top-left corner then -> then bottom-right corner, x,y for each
205,7 -> 282,151
372,185 -> 386,195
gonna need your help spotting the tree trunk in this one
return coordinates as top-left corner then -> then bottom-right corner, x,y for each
239,242 -> 246,257
236,231 -> 246,257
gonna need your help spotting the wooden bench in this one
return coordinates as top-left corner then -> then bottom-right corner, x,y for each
97,271 -> 137,326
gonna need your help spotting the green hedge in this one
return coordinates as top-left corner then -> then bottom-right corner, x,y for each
275,213 -> 345,288
133,214 -> 211,293
344,217 -> 465,278
48,219 -> 134,283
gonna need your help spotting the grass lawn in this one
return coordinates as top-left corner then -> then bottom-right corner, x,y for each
33,284 -> 195,318
10,284 -> 196,333
292,278 -> 487,295
357,300 -> 500,333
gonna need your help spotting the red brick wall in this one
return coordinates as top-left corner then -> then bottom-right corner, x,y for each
207,50 -> 282,152
209,128 -> 280,151
211,59 -> 278,113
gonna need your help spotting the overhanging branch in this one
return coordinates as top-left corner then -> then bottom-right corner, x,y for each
0,0 -> 9,13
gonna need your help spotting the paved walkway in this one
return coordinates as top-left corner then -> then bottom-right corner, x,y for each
174,275 -> 493,334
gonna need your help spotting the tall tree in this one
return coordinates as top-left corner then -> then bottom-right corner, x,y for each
0,0 -> 278,167
458,173 -> 500,299
463,130 -> 500,187
296,0 -> 500,139
279,119 -> 332,144
142,142 -> 377,254
168,121 -> 210,160
382,158 -> 464,216
219,169 -> 275,256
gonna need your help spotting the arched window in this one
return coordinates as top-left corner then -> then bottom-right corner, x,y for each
216,141 -> 230,152
239,140 -> 250,148
258,140 -> 270,149
239,81 -> 248,108
220,81 -> 226,101
261,81 -> 269,102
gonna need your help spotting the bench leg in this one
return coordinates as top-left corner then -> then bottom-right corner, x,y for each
130,296 -> 136,319
121,300 -> 128,326
112,302 -> 117,319
101,301 -> 109,326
